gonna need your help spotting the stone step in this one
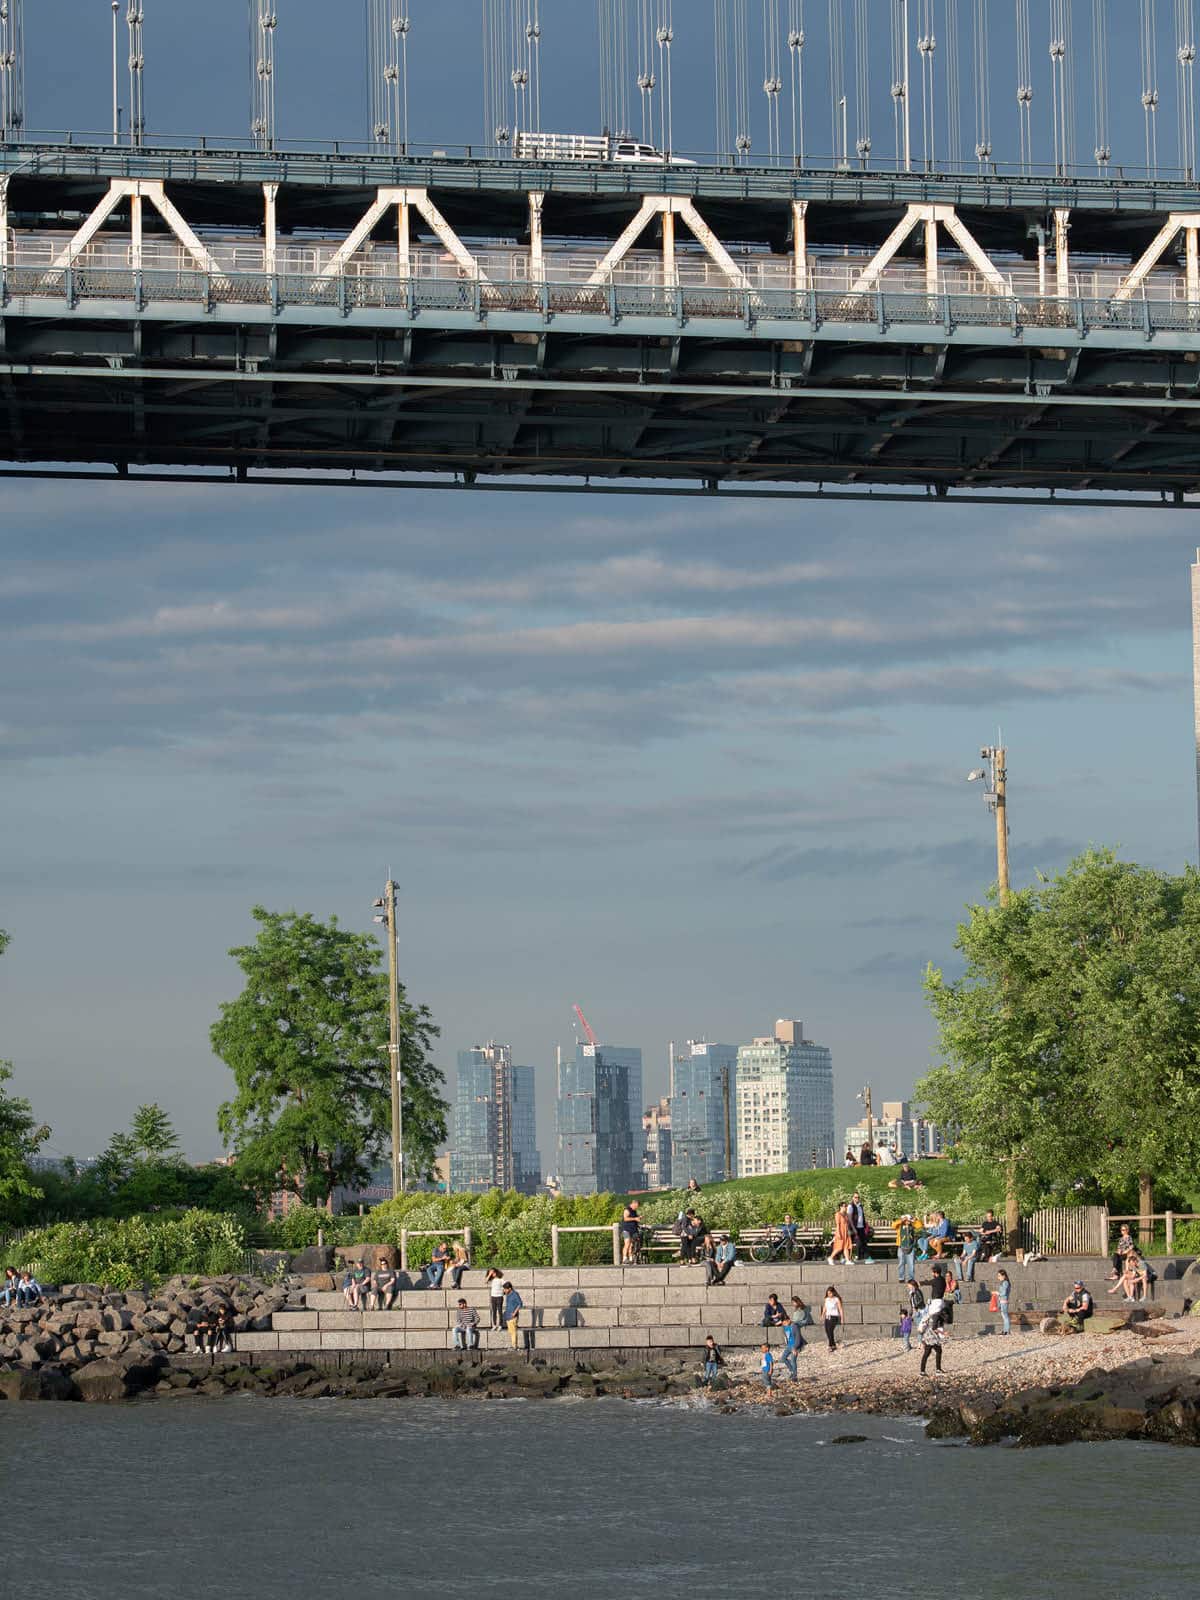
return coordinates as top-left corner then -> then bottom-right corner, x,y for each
241,1314 -> 1058,1357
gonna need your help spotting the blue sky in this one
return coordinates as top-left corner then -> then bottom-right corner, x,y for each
3,3 -> 1199,1163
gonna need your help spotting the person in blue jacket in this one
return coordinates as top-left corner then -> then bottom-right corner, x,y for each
502,1281 -> 524,1349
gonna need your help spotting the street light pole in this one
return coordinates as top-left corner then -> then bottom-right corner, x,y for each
374,878 -> 404,1198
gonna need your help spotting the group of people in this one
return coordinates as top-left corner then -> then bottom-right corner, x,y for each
1108,1224 -> 1155,1303
190,1305 -> 236,1355
1,1267 -> 43,1307
341,1240 -> 474,1310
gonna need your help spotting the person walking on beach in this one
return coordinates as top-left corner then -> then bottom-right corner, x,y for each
701,1335 -> 724,1384
919,1313 -> 944,1377
781,1317 -> 802,1380
486,1267 -> 506,1329
899,1306 -> 914,1352
821,1286 -> 845,1352
828,1204 -> 855,1266
993,1268 -> 1011,1335
759,1344 -> 775,1391
502,1281 -> 524,1350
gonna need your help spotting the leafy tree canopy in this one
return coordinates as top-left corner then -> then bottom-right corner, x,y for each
211,907 -> 445,1206
0,930 -> 50,1222
920,849 -> 1200,1210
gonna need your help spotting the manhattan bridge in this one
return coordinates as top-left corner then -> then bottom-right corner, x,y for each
4,0 -> 1200,504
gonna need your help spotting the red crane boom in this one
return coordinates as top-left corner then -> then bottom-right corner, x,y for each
572,1004 -> 598,1047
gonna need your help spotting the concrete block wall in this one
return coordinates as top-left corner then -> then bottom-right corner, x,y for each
233,1258 -> 1193,1358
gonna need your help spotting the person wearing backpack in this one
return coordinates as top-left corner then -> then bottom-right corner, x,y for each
896,1214 -> 918,1282
905,1280 -> 926,1318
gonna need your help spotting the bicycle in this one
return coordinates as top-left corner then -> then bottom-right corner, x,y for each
749,1230 -> 811,1265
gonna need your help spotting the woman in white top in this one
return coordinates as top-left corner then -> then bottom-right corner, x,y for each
486,1267 -> 506,1329
821,1286 -> 845,1352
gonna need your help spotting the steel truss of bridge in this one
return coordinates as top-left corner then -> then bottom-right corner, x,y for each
7,143 -> 1200,503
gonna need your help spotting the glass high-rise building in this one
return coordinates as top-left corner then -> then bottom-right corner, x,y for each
450,1043 -> 541,1194
735,1019 -> 835,1176
556,1040 -> 643,1195
669,1040 -> 738,1186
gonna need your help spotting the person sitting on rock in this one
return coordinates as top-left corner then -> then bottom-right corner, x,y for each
342,1261 -> 370,1309
712,1234 -> 738,1285
1061,1281 -> 1094,1333
452,1298 -> 480,1351
1109,1223 -> 1137,1281
370,1262 -> 400,1311
214,1306 -> 236,1354
1,1266 -> 19,1306
15,1270 -> 42,1308
760,1292 -> 788,1327
426,1242 -> 450,1289
190,1309 -> 217,1355
448,1240 -> 471,1290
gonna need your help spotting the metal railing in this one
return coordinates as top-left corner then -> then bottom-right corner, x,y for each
6,265 -> 1200,342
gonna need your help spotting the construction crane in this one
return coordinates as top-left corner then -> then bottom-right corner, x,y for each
572,1004 -> 598,1048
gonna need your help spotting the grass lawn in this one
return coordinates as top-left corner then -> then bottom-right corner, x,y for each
649,1160 -> 1006,1219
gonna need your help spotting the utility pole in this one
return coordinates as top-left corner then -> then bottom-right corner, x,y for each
971,744 -> 1017,1250
373,879 -> 404,1197
993,746 -> 1010,904
720,1064 -> 733,1180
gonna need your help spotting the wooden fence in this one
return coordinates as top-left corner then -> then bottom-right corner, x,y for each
1023,1206 -> 1107,1256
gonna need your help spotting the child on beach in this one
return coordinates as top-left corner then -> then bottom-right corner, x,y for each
759,1344 -> 774,1390
701,1335 -> 724,1384
898,1307 -> 913,1352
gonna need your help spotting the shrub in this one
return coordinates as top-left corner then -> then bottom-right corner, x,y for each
7,1210 -> 247,1288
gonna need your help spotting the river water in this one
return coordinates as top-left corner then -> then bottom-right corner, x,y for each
4,1398 -> 1196,1599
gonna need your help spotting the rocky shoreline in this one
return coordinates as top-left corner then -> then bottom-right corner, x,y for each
3,1275 -> 1200,1447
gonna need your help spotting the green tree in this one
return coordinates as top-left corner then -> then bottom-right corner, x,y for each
0,1062 -> 50,1222
921,850 -> 1200,1236
129,1103 -> 179,1162
0,930 -> 50,1222
211,906 -> 445,1207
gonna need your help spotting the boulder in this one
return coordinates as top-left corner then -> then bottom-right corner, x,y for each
289,1247 -> 335,1275
0,1369 -> 42,1402
74,1355 -> 164,1403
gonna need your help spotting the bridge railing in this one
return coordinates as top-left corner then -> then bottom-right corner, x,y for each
6,265 -> 1200,341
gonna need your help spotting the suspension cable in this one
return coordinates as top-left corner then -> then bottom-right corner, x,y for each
1142,0 -> 1160,174
0,0 -> 25,141
891,0 -> 911,171
917,0 -> 936,170
828,0 -> 847,168
657,0 -> 674,154
1015,0 -> 1033,173
763,0 -> 783,161
943,0 -> 960,169
1092,0 -> 1110,170
1049,0 -> 1070,176
853,0 -> 871,165
1178,0 -> 1197,177
127,2 -> 145,148
788,0 -> 805,165
973,0 -> 991,166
